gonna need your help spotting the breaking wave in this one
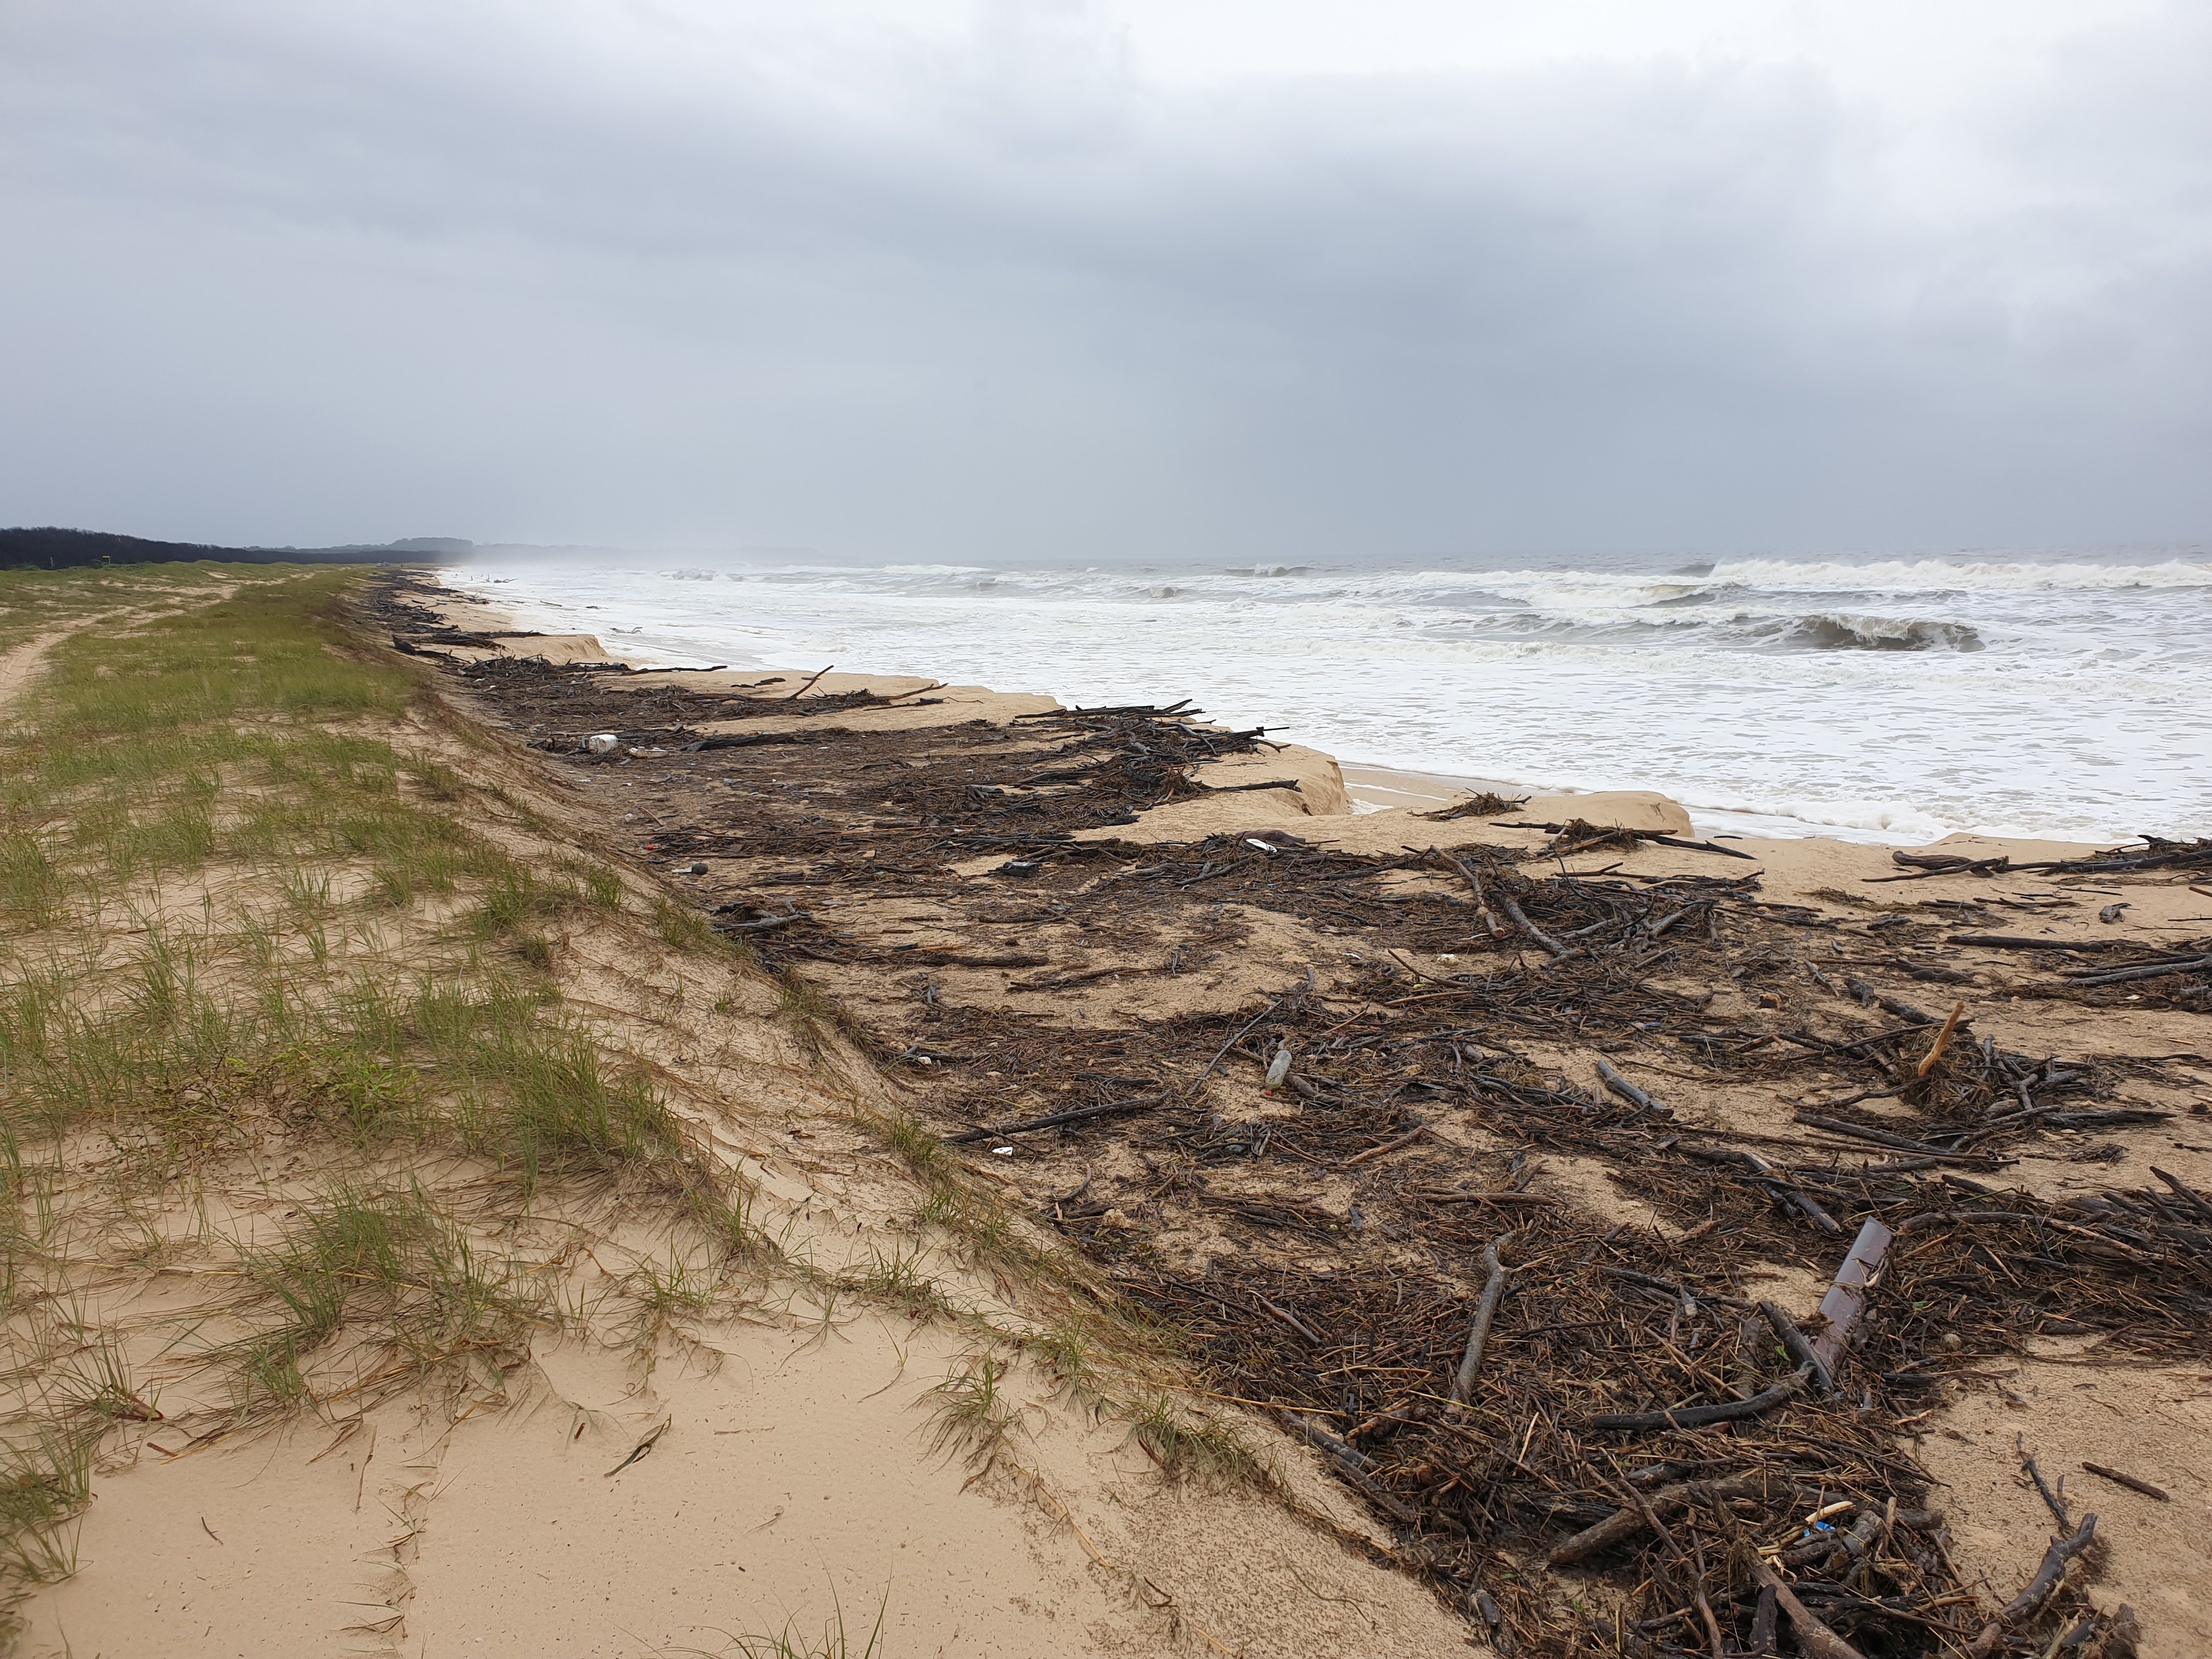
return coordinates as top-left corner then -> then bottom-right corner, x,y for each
444,540 -> 2212,845
1769,613 -> 1985,652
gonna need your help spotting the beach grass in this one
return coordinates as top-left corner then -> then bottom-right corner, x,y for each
0,565 -> 784,1622
0,562 -> 1283,1644
227,1181 -> 545,1413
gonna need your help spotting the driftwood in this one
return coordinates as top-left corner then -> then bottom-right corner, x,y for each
1595,1057 -> 1660,1111
1448,1239 -> 1511,1405
1758,1300 -> 1836,1395
1965,1516 -> 2098,1656
1793,1115 -> 1959,1156
1499,893 -> 1574,960
1007,962 -> 1161,990
2061,952 -> 2212,987
1866,852 -> 2009,882
1548,1471 -> 1820,1566
942,1090 -> 1170,1145
1747,1559 -> 1869,1659
1948,934 -> 2120,952
1588,1365 -> 1807,1431
710,911 -> 811,934
1274,1410 -> 1420,1522
377,591 -> 2196,1659
1809,1219 -> 1893,1375
1748,1585 -> 1778,1657
1402,1188 -> 1557,1207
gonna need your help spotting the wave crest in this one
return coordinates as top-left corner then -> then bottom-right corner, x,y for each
1773,612 -> 1984,652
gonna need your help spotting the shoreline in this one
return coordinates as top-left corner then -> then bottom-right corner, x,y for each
390,569 -> 2212,1655
436,588 -> 2132,878
435,558 -> 2210,849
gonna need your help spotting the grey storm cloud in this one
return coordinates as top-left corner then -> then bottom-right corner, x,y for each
2,0 -> 2207,558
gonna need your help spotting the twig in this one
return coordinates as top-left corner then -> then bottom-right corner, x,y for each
1254,1292 -> 1323,1345
1691,1532 -> 1725,1659
943,1090 -> 1169,1145
2016,1434 -> 2070,1530
2080,1462 -> 2168,1501
1965,1515 -> 2098,1656
1914,1000 -> 1967,1077
1746,1559 -> 1867,1659
1338,1123 -> 1428,1169
1793,1115 -> 1962,1157
2149,1166 -> 2212,1224
1599,1266 -> 1749,1310
1431,846 -> 1502,935
1191,997 -> 1284,1092
780,663 -> 836,699
1588,1365 -> 1808,1431
1449,1238 -> 1512,1405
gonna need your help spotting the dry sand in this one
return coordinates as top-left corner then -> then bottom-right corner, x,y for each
72,596 -> 2194,1657
9,601 -> 1474,1659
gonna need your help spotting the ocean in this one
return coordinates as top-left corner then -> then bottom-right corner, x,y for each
443,548 -> 2212,847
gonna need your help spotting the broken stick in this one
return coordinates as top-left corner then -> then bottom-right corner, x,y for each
1588,1366 -> 1808,1431
1758,1299 -> 1836,1396
1914,999 -> 1967,1078
2081,1462 -> 2168,1502
1448,1238 -> 1511,1406
1595,1057 -> 1661,1112
1747,1559 -> 1867,1659
1965,1515 -> 2098,1657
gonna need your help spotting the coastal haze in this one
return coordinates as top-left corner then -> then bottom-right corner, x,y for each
4,1 -> 2210,561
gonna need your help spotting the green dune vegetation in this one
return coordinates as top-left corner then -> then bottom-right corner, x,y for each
0,565 -> 1459,1659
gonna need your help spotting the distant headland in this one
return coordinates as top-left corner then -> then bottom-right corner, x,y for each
0,526 -> 474,569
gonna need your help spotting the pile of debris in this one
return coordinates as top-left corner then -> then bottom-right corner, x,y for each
375,573 -> 2204,1658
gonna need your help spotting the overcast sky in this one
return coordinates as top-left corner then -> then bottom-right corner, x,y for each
3,1 -> 2207,561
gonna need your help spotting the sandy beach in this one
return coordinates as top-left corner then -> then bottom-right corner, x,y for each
393,582 -> 2210,1654
9,569 -> 2208,1659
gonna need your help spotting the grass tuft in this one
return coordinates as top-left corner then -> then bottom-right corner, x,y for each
924,1353 -> 1016,1474
652,898 -> 719,954
848,1245 -> 954,1322
0,1423 -> 98,1587
1121,1392 -> 1270,1487
702,1593 -> 888,1659
230,1183 -> 541,1412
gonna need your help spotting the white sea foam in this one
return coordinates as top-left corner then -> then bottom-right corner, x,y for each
446,546 -> 2212,847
